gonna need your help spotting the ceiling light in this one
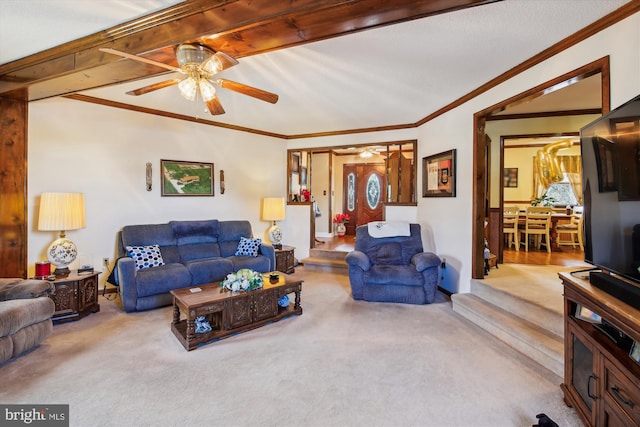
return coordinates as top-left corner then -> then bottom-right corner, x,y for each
199,79 -> 216,101
360,150 -> 373,158
178,77 -> 197,101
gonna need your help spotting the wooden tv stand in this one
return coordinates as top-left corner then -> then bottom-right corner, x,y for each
559,271 -> 640,426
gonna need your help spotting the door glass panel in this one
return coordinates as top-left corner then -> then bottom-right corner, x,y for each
366,174 -> 380,209
347,173 -> 356,212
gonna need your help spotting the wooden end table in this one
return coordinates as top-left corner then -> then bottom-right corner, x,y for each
170,273 -> 302,350
275,245 -> 295,273
47,270 -> 101,323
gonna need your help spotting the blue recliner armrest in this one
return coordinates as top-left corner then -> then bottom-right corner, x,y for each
345,250 -> 371,271
259,243 -> 276,271
411,252 -> 441,272
116,257 -> 138,312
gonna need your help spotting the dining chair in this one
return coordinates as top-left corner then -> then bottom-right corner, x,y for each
518,206 -> 552,252
503,206 -> 519,251
557,210 -> 584,251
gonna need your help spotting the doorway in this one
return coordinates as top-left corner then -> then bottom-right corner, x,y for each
472,57 -> 610,279
342,163 -> 385,235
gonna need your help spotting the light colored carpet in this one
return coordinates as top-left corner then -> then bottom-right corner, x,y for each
479,263 -> 587,316
0,268 -> 581,427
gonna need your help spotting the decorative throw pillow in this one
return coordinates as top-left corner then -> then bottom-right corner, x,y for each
235,237 -> 261,257
126,244 -> 165,270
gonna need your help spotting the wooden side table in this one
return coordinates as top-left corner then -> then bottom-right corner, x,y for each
275,245 -> 295,274
48,271 -> 100,323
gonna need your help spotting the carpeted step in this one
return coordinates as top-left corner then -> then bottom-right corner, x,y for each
309,248 -> 349,260
470,279 -> 563,338
452,293 -> 563,377
301,256 -> 348,274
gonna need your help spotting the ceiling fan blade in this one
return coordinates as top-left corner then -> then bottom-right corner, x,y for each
100,47 -> 183,73
205,95 -> 226,115
126,79 -> 182,96
216,79 -> 279,104
213,51 -> 239,70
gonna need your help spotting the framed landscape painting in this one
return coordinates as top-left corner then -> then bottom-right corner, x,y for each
422,149 -> 456,197
160,159 -> 214,196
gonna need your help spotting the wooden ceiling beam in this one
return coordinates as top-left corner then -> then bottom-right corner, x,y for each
0,0 -> 494,101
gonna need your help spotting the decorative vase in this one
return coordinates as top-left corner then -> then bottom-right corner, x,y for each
336,222 -> 346,237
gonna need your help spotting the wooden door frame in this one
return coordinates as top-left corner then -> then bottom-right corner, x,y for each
471,57 -> 610,279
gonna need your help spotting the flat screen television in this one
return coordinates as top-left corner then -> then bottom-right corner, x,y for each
580,93 -> 640,308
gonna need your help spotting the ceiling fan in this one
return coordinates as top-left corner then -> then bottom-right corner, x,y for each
100,43 -> 278,115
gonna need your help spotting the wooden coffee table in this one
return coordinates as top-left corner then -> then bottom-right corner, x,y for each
170,273 -> 302,350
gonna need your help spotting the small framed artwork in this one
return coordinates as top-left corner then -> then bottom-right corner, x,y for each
574,304 -> 602,324
422,149 -> 456,197
504,168 -> 518,188
160,159 -> 214,196
290,153 -> 300,173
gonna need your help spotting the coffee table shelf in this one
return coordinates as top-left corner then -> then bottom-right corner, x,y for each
170,273 -> 302,350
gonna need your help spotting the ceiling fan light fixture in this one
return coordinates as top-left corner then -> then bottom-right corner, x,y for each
178,77 -> 197,101
201,56 -> 223,75
199,79 -> 216,102
175,43 -> 213,68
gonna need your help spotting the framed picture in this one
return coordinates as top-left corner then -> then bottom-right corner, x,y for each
504,168 -> 518,188
422,149 -> 456,197
300,166 -> 307,186
290,153 -> 300,173
160,159 -> 214,196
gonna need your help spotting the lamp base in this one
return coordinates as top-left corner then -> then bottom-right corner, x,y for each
53,266 -> 71,276
267,224 -> 283,248
47,237 -> 78,276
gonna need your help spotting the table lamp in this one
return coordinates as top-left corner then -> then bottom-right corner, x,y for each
38,192 -> 86,275
262,197 -> 285,249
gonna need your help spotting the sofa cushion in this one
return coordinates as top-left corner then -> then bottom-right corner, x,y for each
367,242 -> 404,265
0,279 -> 54,302
0,297 -> 55,337
184,258 -> 233,286
228,255 -> 271,272
121,224 -> 181,263
170,220 -> 219,240
235,237 -> 261,257
135,263 -> 191,297
219,221 -> 253,257
126,245 -> 165,270
364,265 -> 424,286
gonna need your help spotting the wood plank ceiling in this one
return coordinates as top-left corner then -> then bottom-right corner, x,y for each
0,0 -> 496,102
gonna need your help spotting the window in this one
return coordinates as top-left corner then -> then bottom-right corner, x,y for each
543,174 -> 579,206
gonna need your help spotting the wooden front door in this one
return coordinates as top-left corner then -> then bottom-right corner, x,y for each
343,164 -> 385,235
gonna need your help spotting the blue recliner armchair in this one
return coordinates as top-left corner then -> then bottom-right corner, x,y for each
345,223 -> 441,304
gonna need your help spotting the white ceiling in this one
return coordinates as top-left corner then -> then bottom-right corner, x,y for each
0,0 -> 629,136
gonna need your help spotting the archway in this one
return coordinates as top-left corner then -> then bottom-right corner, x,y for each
471,57 -> 610,279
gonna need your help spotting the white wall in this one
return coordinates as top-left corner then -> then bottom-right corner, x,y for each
28,98 -> 286,280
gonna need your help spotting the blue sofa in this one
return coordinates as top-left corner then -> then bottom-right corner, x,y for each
345,223 -> 441,304
115,219 -> 275,312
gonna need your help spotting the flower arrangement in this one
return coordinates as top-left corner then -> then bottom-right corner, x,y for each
220,269 -> 264,291
300,189 -> 312,202
333,213 -> 350,224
